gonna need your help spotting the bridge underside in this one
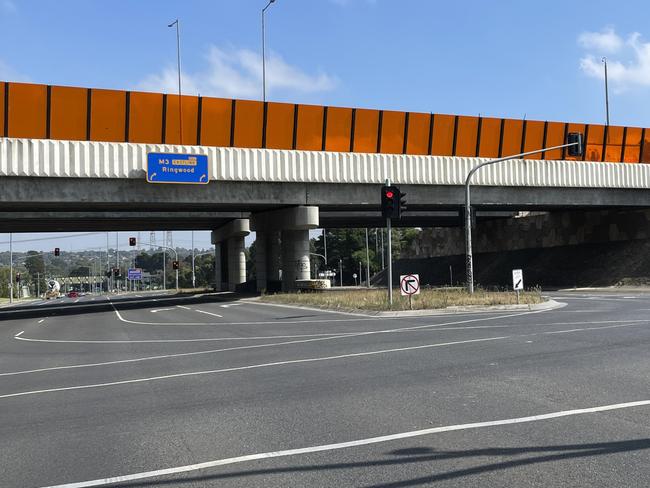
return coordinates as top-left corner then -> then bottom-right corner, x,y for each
2,178 -> 650,232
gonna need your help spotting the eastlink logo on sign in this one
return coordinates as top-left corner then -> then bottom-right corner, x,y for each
147,153 -> 209,184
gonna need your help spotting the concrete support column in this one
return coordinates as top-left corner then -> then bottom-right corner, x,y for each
227,236 -> 246,291
214,242 -> 222,291
281,229 -> 310,291
211,219 -> 250,292
251,206 -> 318,291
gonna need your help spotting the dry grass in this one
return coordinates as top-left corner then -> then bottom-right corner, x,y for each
261,287 -> 544,312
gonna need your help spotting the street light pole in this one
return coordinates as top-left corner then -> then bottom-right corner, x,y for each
168,19 -> 183,145
191,230 -> 196,288
365,228 -> 370,287
602,57 -> 610,126
9,232 -> 13,303
261,0 -> 276,102
465,140 -> 583,294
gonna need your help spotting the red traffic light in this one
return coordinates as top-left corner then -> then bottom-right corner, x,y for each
385,190 -> 394,199
54,247 -> 60,256
129,237 -> 136,246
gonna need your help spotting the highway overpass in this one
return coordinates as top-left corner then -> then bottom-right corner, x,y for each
1,81 -> 650,290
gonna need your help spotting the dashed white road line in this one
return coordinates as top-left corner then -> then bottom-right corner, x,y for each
176,305 -> 191,310
194,309 -> 223,318
40,399 -> 650,488
14,331 -> 24,338
37,319 -> 45,324
150,308 -> 174,313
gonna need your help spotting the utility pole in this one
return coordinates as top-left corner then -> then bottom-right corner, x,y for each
365,228 -> 370,287
191,230 -> 196,288
339,259 -> 343,287
323,229 -> 327,269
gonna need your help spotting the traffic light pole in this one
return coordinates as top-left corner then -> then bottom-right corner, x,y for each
386,216 -> 393,306
464,140 -> 582,294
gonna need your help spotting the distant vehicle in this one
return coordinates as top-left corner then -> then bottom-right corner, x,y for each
45,280 -> 61,299
67,291 -> 79,298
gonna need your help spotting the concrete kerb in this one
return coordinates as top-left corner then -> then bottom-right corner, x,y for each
246,297 -> 565,317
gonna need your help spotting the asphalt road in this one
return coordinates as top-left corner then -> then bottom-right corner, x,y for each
0,290 -> 649,487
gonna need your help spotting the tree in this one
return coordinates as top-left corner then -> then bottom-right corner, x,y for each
24,251 -> 45,277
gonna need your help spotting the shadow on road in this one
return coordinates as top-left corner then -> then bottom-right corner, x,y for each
104,438 -> 650,486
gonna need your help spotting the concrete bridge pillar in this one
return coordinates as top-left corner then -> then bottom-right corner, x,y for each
251,206 -> 319,291
211,219 -> 250,292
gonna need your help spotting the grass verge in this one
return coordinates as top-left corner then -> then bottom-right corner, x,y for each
260,287 -> 544,312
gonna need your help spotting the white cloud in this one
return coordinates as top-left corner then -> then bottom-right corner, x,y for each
578,27 -> 623,53
137,45 -> 337,99
579,28 -> 650,90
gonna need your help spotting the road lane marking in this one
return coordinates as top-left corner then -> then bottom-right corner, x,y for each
40,399 -> 650,488
176,305 -> 191,310
37,319 -> 45,324
194,309 -> 223,318
150,308 -> 174,313
0,336 -> 508,400
14,331 -> 24,338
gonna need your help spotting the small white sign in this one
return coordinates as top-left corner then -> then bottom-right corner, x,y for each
512,269 -> 524,291
353,273 -> 357,279
400,274 -> 421,296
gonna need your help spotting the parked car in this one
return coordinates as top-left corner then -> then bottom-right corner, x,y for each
67,291 -> 79,298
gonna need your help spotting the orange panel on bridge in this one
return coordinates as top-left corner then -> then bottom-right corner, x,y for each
295,104 -> 324,151
523,120 -> 544,159
0,83 -> 4,136
352,108 -> 379,153
265,102 -> 294,149
623,127 -> 642,163
200,97 -> 232,147
406,112 -> 430,155
584,124 -> 605,162
477,117 -> 501,158
430,114 -> 455,156
500,119 -> 524,157
604,126 -> 625,163
543,122 -> 566,160
165,94 -> 199,145
325,106 -> 352,152
8,82 -> 47,139
233,99 -> 264,148
90,89 -> 126,142
642,130 -> 650,163
380,110 -> 405,154
455,116 -> 479,157
50,86 -> 87,141
128,91 -> 163,144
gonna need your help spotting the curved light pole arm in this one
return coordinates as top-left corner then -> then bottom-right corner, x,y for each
464,141 -> 579,294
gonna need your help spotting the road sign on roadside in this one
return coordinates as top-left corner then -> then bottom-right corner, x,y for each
400,274 -> 420,296
128,268 -> 143,281
512,269 -> 524,291
147,152 -> 209,184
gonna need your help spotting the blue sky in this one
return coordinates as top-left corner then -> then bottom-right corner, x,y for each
2,0 -> 650,252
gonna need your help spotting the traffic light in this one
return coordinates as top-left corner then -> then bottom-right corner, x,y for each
172,260 -> 180,270
567,132 -> 584,157
399,190 -> 407,218
381,185 -> 406,219
113,267 -> 121,277
129,237 -> 136,246
54,247 -> 60,256
15,273 -> 21,283
381,185 -> 399,219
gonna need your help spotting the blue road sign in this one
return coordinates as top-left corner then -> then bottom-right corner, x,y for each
147,152 -> 209,184
128,268 -> 143,281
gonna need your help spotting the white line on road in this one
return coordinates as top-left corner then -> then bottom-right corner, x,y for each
176,305 -> 191,310
40,399 -> 650,488
0,336 -> 507,400
37,319 -> 44,324
194,309 -> 223,318
14,331 -> 24,338
150,308 -> 174,313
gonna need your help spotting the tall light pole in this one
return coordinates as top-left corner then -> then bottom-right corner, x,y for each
365,228 -> 370,288
602,57 -> 610,127
9,233 -> 13,303
261,0 -> 276,102
168,19 -> 183,145
191,230 -> 196,288
464,135 -> 583,294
